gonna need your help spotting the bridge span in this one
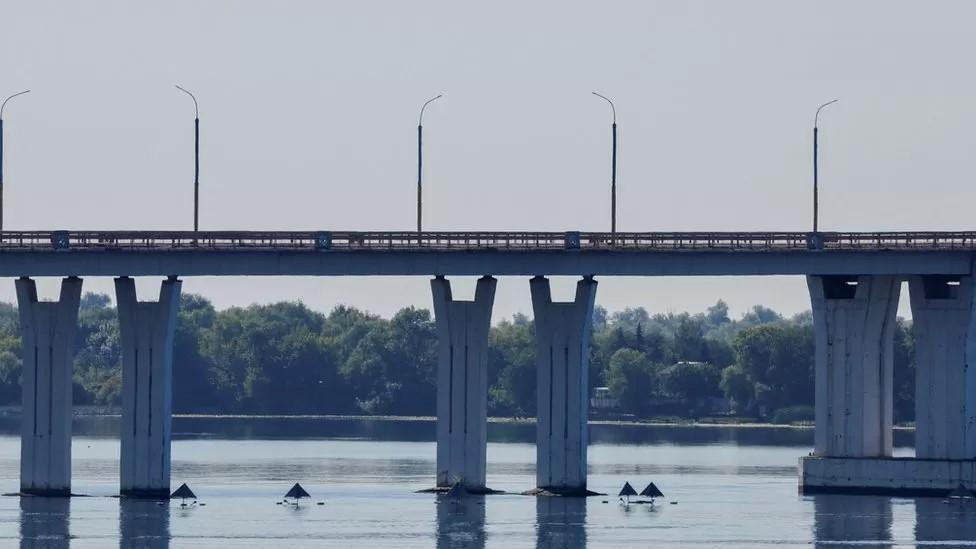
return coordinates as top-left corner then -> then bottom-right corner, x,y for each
0,230 -> 973,276
6,229 -> 976,498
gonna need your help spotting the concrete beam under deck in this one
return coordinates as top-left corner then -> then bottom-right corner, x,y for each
0,249 -> 970,277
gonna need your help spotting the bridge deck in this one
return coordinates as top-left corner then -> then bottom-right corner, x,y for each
0,231 -> 972,277
2,230 -> 976,251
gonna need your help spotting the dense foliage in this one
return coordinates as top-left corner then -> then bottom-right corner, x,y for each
0,294 -> 917,422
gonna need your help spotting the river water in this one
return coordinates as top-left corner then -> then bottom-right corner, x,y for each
0,417 -> 973,548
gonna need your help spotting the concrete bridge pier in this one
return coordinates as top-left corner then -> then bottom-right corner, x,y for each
530,276 -> 597,496
909,275 -> 976,460
16,277 -> 83,496
115,277 -> 182,498
431,276 -> 496,491
800,275 -> 900,493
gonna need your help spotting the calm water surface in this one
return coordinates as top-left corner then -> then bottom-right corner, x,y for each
0,417 -> 973,548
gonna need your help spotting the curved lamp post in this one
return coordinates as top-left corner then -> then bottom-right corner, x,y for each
417,94 -> 443,234
0,90 -> 30,233
813,99 -> 838,233
176,85 -> 200,232
592,92 -> 617,237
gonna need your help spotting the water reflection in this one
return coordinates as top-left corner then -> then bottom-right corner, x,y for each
436,494 -> 485,549
812,494 -> 891,548
19,496 -> 70,549
916,497 -> 976,547
119,499 -> 170,549
536,497 -> 586,549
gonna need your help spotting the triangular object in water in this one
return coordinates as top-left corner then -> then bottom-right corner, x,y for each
618,482 -> 637,497
640,482 -> 664,498
948,483 -> 974,499
171,483 -> 196,500
284,483 -> 311,499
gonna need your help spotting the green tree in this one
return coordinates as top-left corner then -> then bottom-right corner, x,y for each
659,361 -> 722,401
173,293 -> 219,412
74,293 -> 121,405
488,315 -> 535,415
720,364 -> 754,413
732,322 -> 814,411
605,348 -> 655,415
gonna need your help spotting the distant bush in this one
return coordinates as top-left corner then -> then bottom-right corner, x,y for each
771,405 -> 814,425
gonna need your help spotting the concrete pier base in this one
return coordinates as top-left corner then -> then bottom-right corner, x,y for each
800,456 -> 976,496
116,277 -> 182,499
16,277 -> 83,497
530,276 -> 597,496
431,276 -> 496,491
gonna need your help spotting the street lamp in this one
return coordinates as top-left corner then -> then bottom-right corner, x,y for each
417,94 -> 442,234
813,99 -> 838,233
175,85 -> 200,232
592,92 -> 617,237
0,90 -> 30,233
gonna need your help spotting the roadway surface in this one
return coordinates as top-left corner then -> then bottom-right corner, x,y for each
0,231 -> 971,277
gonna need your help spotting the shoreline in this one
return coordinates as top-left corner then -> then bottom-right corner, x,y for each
0,407 -> 915,430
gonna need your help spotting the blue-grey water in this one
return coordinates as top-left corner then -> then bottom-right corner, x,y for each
0,417 -> 973,547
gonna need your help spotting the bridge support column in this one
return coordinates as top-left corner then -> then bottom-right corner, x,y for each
809,275 -> 899,458
909,275 -> 976,459
16,277 -> 83,496
800,275 -> 907,494
531,276 -> 597,496
431,276 -> 496,491
116,277 -> 182,498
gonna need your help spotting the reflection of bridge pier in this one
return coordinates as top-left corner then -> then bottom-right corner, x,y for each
120,499 -> 171,549
536,497 -> 587,548
915,497 -> 976,545
812,494 -> 891,548
435,495 -> 485,549
19,496 -> 70,549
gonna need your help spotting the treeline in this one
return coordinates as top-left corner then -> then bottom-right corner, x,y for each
0,294 -> 916,422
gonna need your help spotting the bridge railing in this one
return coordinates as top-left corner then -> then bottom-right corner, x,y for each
0,231 -> 974,251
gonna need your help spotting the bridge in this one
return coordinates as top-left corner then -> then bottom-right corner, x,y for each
0,230 -> 974,276
7,229 -> 976,497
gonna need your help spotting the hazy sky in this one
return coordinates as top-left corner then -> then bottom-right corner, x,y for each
1,1 -> 973,320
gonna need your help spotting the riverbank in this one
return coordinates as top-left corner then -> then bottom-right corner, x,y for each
0,406 -> 916,430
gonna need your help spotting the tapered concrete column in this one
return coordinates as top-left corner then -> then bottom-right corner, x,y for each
431,276 -> 496,490
16,277 -> 82,496
909,275 -> 976,459
808,275 -> 899,458
116,277 -> 182,498
531,276 -> 597,494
